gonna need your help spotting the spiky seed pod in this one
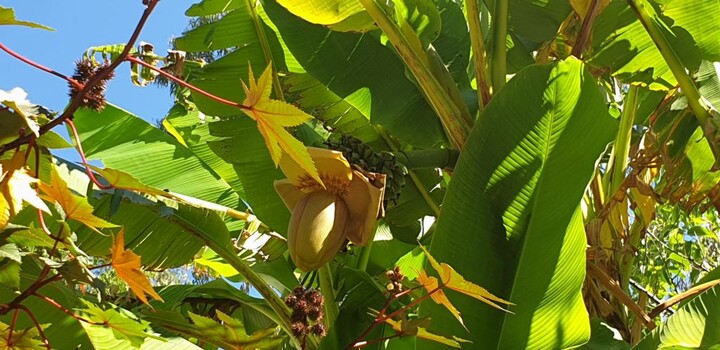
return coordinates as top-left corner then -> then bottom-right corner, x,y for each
307,307 -> 323,321
285,294 -> 298,308
293,286 -> 306,298
290,310 -> 307,323
306,290 -> 324,307
291,322 -> 307,337
310,323 -> 327,337
68,59 -> 115,111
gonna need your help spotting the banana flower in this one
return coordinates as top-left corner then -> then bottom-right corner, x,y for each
274,147 -> 385,271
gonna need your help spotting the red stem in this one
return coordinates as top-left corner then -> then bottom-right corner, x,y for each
346,284 -> 444,349
65,119 -> 113,190
7,308 -> 19,345
125,55 -> 250,109
0,42 -> 82,89
0,275 -> 62,317
17,305 -> 51,350
33,293 -> 105,325
0,0 -> 159,157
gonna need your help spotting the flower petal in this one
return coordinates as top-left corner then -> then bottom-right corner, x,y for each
273,179 -> 305,211
344,170 -> 385,246
279,147 -> 352,189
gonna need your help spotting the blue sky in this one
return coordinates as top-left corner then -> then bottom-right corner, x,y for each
1,1 -> 197,160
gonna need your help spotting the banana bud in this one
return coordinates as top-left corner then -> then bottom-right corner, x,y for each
288,190 -> 349,271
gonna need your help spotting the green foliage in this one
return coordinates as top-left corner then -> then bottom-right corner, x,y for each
2,0 -> 720,349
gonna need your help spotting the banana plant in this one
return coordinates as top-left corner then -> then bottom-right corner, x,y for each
2,0 -> 720,349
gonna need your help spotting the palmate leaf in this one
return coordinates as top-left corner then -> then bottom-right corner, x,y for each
76,300 -> 172,349
146,309 -> 283,350
37,165 -> 116,233
384,318 -> 468,349
0,151 -> 50,230
0,322 -> 45,350
110,229 -> 163,305
422,58 -> 617,349
417,246 -> 512,329
240,63 -> 321,185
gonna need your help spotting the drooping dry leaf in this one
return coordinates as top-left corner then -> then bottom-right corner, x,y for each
37,165 -> 117,233
420,246 -> 513,314
0,151 -> 50,229
240,63 -> 322,186
110,229 -> 163,305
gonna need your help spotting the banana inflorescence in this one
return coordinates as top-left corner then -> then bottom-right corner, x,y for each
275,147 -> 386,271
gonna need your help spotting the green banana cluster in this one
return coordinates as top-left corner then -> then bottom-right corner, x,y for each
327,135 -> 407,206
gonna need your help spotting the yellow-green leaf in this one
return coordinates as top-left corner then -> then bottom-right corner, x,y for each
37,165 -> 117,233
0,151 -> 51,229
420,246 -> 513,312
111,229 -> 163,305
87,166 -> 168,197
384,318 -> 469,348
240,63 -> 321,185
418,270 -> 465,329
276,0 -> 365,25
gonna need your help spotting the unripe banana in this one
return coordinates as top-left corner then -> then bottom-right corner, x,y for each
288,190 -> 349,271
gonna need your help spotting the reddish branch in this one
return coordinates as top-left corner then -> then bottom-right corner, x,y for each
125,55 -> 250,109
33,293 -> 105,326
0,43 -> 82,90
17,305 -> 51,350
0,0 -> 160,157
0,275 -> 62,317
346,284 -> 441,349
65,119 -> 113,190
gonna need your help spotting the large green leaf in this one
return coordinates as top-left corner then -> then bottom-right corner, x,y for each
663,0 -> 720,62
423,57 -> 617,349
178,0 -> 288,117
164,104 -> 245,199
263,0 -> 447,149
633,285 -> 720,349
508,0 -> 572,46
74,193 -> 227,269
206,117 -> 289,234
73,104 -> 240,209
589,0 -> 700,90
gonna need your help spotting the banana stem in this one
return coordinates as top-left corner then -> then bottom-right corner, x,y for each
395,149 -> 459,171
465,0 -> 492,108
604,85 -> 638,200
318,264 -> 339,328
377,126 -> 442,217
490,0 -> 509,91
357,242 -> 374,272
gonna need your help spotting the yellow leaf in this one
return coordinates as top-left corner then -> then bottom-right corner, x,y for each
0,151 -> 50,229
418,270 -> 465,329
420,246 -> 513,313
384,318 -> 469,348
37,165 -> 117,233
87,166 -> 168,197
240,63 -> 322,186
111,229 -> 163,305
